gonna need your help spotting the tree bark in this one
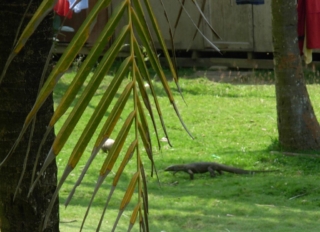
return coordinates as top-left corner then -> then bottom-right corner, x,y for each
272,0 -> 320,151
0,1 -> 59,231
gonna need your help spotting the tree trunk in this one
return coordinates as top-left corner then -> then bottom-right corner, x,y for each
0,1 -> 59,231
272,0 -> 320,150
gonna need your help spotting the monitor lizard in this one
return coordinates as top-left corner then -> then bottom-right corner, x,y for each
165,162 -> 278,180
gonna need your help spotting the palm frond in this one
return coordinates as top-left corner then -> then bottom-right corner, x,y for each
2,0 -> 219,231
177,0 -> 220,52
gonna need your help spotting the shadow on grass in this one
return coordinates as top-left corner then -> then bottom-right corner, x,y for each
144,164 -> 320,231
150,77 -> 276,99
58,148 -> 320,232
59,170 -> 134,210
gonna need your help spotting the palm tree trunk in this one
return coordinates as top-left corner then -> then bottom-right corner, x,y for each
0,1 -> 59,231
272,0 -> 320,150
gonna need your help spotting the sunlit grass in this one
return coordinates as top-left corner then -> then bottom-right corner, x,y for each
55,70 -> 320,232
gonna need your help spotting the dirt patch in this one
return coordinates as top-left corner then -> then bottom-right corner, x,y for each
190,70 -> 275,85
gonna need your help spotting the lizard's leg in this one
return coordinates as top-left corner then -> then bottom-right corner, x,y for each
208,167 -> 216,178
187,169 -> 194,180
216,170 -> 223,175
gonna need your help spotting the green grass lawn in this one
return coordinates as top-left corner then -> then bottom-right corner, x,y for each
54,70 -> 320,232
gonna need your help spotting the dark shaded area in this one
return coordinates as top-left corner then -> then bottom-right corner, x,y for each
0,1 -> 59,231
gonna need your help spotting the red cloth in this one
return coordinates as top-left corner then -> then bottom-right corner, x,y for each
298,0 -> 320,54
54,0 -> 73,18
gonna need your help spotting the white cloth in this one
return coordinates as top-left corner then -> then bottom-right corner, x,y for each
68,0 -> 88,13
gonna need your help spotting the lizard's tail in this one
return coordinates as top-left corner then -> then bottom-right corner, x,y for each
247,170 -> 279,174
